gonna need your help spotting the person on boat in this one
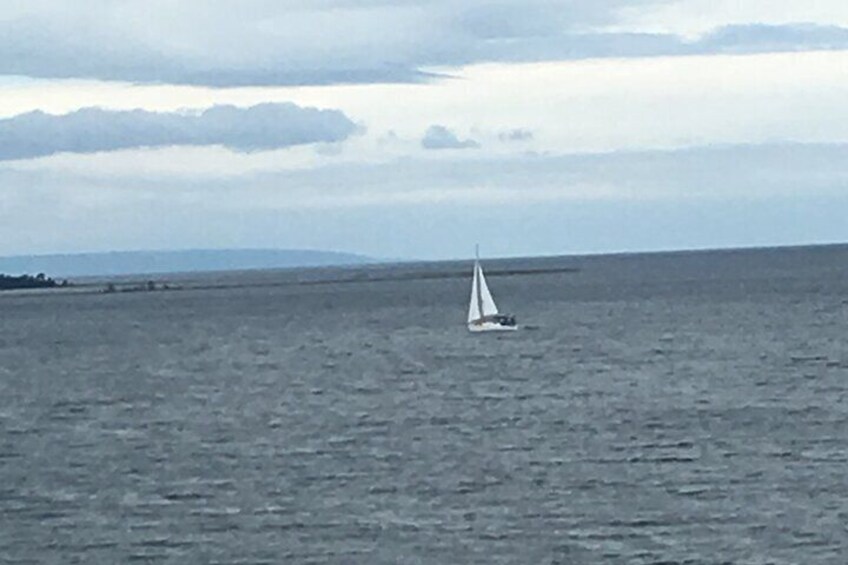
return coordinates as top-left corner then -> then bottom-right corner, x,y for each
476,313 -> 516,327
498,314 -> 516,327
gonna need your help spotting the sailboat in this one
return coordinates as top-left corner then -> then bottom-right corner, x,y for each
467,247 -> 518,332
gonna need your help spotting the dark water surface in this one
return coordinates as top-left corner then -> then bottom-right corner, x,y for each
2,246 -> 848,564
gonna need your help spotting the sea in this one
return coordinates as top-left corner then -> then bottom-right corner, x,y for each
1,245 -> 847,564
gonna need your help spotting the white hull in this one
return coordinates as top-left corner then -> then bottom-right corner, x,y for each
468,322 -> 519,332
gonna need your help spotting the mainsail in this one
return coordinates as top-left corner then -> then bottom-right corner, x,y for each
467,260 -> 499,323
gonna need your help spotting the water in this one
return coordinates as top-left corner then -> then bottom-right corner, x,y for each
2,245 -> 847,564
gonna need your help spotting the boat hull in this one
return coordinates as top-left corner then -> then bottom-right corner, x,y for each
467,322 -> 519,333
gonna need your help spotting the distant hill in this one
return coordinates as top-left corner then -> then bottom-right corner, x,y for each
0,249 -> 374,278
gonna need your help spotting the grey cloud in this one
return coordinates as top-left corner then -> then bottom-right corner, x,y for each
0,3 -> 846,86
0,2 -> 665,86
0,103 -> 358,161
421,125 -> 480,150
697,23 -> 848,52
499,129 -> 534,142
0,0 -> 848,87
465,24 -> 848,63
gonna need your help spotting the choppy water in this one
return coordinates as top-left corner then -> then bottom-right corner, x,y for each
2,245 -> 848,564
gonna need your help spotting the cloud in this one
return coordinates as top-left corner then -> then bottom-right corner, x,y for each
421,125 -> 480,150
6,141 -> 846,206
613,0 -> 848,38
697,23 -> 848,52
499,129 -> 534,142
1,2 -> 846,86
0,103 -> 358,161
2,142 -> 847,257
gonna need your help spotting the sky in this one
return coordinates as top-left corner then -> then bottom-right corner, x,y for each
1,0 -> 847,260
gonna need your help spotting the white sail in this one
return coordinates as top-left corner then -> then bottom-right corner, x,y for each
467,260 -> 498,323
477,263 -> 499,317
468,261 -> 481,323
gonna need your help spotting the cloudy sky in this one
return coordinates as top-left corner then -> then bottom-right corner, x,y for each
1,0 -> 847,259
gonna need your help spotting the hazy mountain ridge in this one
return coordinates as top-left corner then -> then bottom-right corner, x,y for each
0,249 -> 374,277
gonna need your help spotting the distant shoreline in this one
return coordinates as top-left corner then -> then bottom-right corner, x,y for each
2,242 -> 845,279
1,242 -> 845,299
0,262 -> 580,299
0,248 -> 373,279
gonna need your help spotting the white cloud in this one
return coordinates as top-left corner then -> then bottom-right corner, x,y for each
299,52 -> 848,154
2,50 -> 845,167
